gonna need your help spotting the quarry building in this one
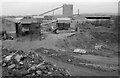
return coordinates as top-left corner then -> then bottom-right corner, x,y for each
2,4 -> 112,40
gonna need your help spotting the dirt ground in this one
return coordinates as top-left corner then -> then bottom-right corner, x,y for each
2,32 -> 119,76
2,33 -> 74,51
0,40 -> 2,77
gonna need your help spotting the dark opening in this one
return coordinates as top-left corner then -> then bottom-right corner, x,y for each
86,17 -> 111,19
15,23 -> 19,37
57,23 -> 70,30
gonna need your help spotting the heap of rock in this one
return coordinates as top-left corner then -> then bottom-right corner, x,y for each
2,47 -> 71,76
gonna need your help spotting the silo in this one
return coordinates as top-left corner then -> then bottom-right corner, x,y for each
63,4 -> 73,17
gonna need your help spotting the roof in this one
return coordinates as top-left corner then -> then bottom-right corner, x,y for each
4,17 -> 22,23
4,16 -> 41,24
85,16 -> 111,17
57,18 -> 71,20
32,16 -> 44,18
14,17 -> 23,20
20,17 -> 38,24
41,20 -> 57,25
57,18 -> 71,23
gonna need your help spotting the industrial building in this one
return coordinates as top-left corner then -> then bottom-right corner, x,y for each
2,16 -> 42,41
2,4 -> 74,34
2,4 -> 112,40
57,18 -> 71,30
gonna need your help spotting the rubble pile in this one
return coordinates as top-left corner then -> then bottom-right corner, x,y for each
2,47 -> 71,77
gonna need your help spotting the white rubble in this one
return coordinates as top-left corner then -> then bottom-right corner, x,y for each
8,64 -> 15,69
15,54 -> 23,62
5,54 -> 14,62
95,44 -> 102,50
73,49 -> 86,54
36,70 -> 42,75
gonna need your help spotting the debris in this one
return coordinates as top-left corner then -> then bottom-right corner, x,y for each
95,44 -> 103,50
8,64 -> 15,69
44,50 -> 49,53
51,54 -> 58,56
36,70 -> 42,75
48,72 -> 52,75
68,59 -> 72,62
59,49 -> 66,52
2,47 -> 71,76
2,62 -> 6,67
4,54 -> 14,62
73,49 -> 86,54
19,61 -> 23,65
14,54 -> 23,62
53,64 -> 57,67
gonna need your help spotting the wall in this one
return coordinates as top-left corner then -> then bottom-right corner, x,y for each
2,19 -> 16,33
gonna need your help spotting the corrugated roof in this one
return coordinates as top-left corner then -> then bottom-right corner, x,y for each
41,20 -> 57,25
20,17 -> 38,24
4,18 -> 22,23
33,16 -> 44,18
14,17 -> 23,20
4,17 -> 41,24
57,18 -> 71,23
57,18 -> 71,20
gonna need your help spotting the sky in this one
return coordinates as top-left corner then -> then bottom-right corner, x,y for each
0,0 -> 119,16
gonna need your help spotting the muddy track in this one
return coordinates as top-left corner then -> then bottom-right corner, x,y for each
37,52 -> 118,76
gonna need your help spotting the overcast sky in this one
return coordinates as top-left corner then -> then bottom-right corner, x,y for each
0,0 -> 119,16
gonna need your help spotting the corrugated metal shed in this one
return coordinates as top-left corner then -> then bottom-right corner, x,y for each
2,18 -> 19,33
